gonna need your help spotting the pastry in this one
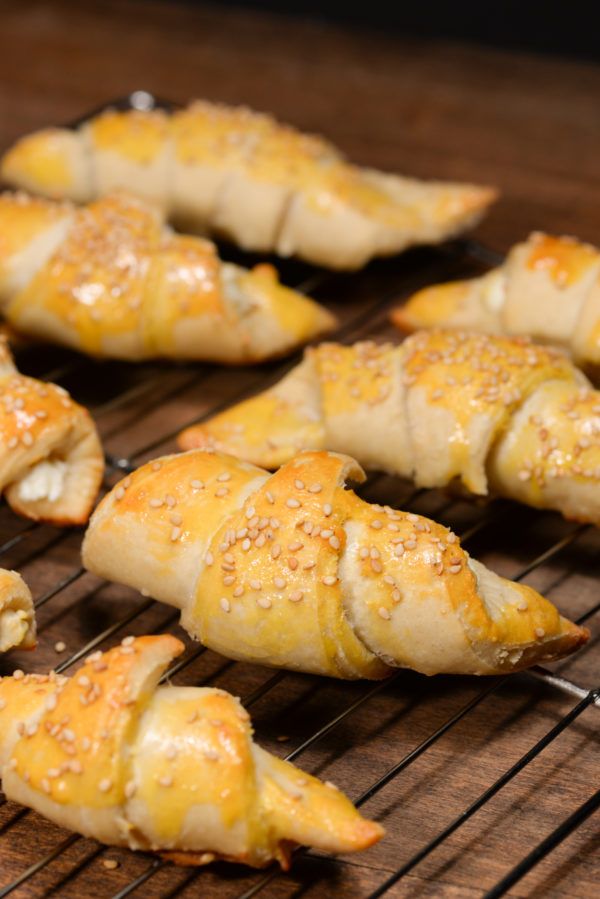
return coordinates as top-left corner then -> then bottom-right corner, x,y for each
0,191 -> 335,362
0,634 -> 382,867
82,450 -> 587,678
0,336 -> 103,524
0,100 -> 496,270
0,569 -> 35,653
179,331 -> 600,528
392,232 -> 600,368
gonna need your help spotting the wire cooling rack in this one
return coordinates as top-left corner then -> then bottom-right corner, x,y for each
0,93 -> 598,899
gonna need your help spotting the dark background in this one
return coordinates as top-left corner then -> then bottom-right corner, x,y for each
207,1 -> 600,61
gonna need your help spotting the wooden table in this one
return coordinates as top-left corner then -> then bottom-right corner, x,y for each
0,2 -> 599,897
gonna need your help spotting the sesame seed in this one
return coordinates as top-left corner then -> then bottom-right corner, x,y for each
271,544 -> 281,559
392,589 -> 401,602
321,529 -> 333,538
371,558 -> 383,573
98,778 -> 113,793
103,860 -> 119,870
303,561 -> 316,570
535,627 -> 545,638
257,597 -> 272,609
286,498 -> 301,508
215,487 -> 229,497
191,479 -> 204,489
217,472 -> 231,482
165,494 -> 176,507
170,527 -> 182,541
274,577 -> 287,589
288,557 -> 299,570
288,541 -> 303,551
22,431 -> 33,446
323,503 -> 333,516
250,579 -> 262,590
449,564 -> 462,574
223,575 -> 235,586
125,780 -> 137,798
289,590 -> 304,602
322,575 -> 337,586
220,597 -> 231,613
294,479 -> 305,490
309,483 -> 322,493
407,513 -> 419,523
378,607 -> 391,620
329,536 -> 340,549
13,670 -> 24,680
205,551 -> 214,566
265,491 -> 275,504
245,505 -> 256,519
114,486 -> 125,500
158,775 -> 173,787
233,586 -> 244,597
149,498 -> 163,508
152,462 -> 162,471
371,519 -> 383,529
41,778 -> 51,794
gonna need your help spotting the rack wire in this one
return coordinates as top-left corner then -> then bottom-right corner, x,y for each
0,93 -> 598,899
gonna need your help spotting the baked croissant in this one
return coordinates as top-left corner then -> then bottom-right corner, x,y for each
0,569 -> 35,653
82,449 -> 587,678
178,331 -> 600,528
392,232 -> 600,368
0,191 -> 334,362
0,634 -> 382,868
0,100 -> 496,270
0,336 -> 103,524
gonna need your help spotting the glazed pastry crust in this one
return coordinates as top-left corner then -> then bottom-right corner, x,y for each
392,232 -> 600,367
0,191 -> 335,363
0,635 -> 383,867
82,449 -> 587,679
1,101 -> 496,270
0,336 -> 103,524
0,569 -> 35,653
179,331 -> 600,528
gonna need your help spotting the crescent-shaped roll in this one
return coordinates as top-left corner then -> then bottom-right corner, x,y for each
391,232 -> 600,368
0,100 -> 496,270
0,569 -> 35,653
0,191 -> 335,363
178,331 -> 600,528
82,450 -> 587,678
0,336 -> 103,524
0,634 -> 383,868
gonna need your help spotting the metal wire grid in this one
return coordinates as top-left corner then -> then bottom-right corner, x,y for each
0,94 -> 597,896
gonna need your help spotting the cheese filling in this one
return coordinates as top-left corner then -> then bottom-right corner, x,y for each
18,460 -> 68,503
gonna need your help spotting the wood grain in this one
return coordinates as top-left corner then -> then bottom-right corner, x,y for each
0,2 -> 599,897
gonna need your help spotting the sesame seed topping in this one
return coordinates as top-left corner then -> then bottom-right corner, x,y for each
371,559 -> 383,573
286,498 -> 301,508
271,544 -> 281,559
323,503 -> 333,516
220,597 -> 231,613
233,586 -> 244,597
329,536 -> 341,549
191,479 -> 204,489
98,778 -> 113,793
250,579 -> 262,590
217,472 -> 231,482
535,627 -> 545,638
205,551 -> 214,566
309,483 -> 322,493
294,479 -> 305,490
265,491 -> 275,504
158,775 -> 173,787
378,607 -> 391,620
322,575 -> 337,586
289,590 -> 304,602
149,498 -> 163,508
13,670 -> 24,680
371,519 -> 383,529
170,527 -> 182,541
223,575 -> 235,586
215,486 -> 229,497
274,577 -> 287,589
257,597 -> 272,609
114,486 -> 125,500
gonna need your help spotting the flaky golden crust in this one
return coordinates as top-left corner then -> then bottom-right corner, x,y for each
0,568 -> 35,653
0,191 -> 335,362
0,635 -> 383,867
392,232 -> 600,368
82,450 -> 587,679
0,337 -> 103,524
1,101 -> 496,270
179,331 -> 600,528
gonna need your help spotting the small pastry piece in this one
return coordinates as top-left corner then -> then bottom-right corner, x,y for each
391,232 -> 600,368
178,331 -> 600,528
0,335 -> 103,524
0,635 -> 383,867
0,569 -> 35,653
82,450 -> 587,678
0,191 -> 335,362
0,100 -> 496,270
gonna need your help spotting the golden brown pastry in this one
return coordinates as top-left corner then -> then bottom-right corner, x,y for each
178,331 -> 600,528
0,191 -> 335,362
0,569 -> 35,653
392,232 -> 600,368
0,634 -> 383,868
0,101 -> 496,270
82,450 -> 587,678
0,336 -> 103,524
